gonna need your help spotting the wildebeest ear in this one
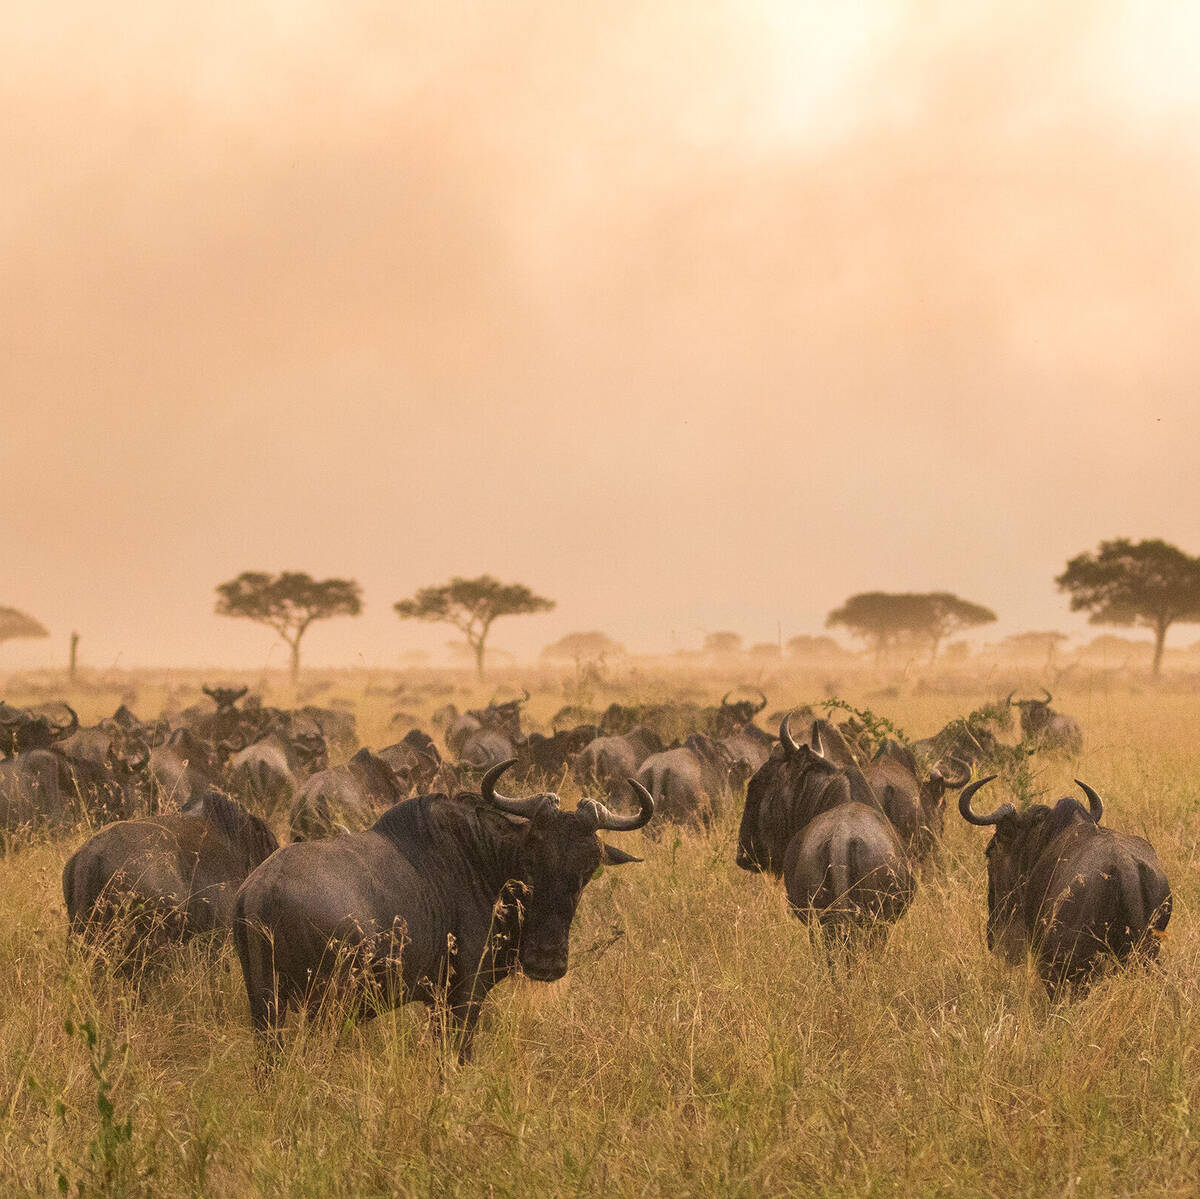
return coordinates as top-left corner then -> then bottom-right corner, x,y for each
599,842 -> 643,866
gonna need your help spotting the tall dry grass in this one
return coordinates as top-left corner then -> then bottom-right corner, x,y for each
0,674 -> 1197,1196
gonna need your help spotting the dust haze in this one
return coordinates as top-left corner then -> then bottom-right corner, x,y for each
4,1 -> 1199,669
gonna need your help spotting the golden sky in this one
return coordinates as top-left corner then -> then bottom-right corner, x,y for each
4,1 -> 1200,669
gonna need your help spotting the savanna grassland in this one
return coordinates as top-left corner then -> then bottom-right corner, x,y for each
1,670 -> 1198,1197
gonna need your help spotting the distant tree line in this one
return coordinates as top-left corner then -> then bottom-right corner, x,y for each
8,537 -> 1200,682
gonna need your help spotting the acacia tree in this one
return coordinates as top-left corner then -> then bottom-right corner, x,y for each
0,607 -> 49,655
394,575 -> 555,679
215,571 -> 362,684
541,631 -> 625,664
923,592 -> 998,662
827,591 -> 996,664
1057,538 -> 1200,677
703,631 -> 743,655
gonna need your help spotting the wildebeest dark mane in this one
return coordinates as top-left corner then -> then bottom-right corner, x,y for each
194,789 -> 279,869
372,792 -> 527,879
1009,796 -> 1096,842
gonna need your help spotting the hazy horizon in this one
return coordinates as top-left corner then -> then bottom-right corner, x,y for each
5,2 -> 1200,671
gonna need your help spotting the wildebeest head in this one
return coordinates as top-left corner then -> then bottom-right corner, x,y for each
0,702 -> 79,757
480,759 -> 653,981
202,685 -> 249,712
959,773 -> 1103,961
104,732 -> 151,780
714,688 -> 768,734
1010,688 -> 1055,737
735,713 -> 844,872
917,756 -> 970,844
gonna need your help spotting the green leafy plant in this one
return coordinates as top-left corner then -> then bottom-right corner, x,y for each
54,1017 -> 149,1198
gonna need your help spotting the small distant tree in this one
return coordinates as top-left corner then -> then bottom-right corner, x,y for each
703,631 -> 743,655
999,631 -> 1069,670
215,571 -> 362,684
923,593 -> 997,662
827,591 -> 995,664
0,606 -> 49,654
541,631 -> 625,664
1057,539 -> 1200,677
394,575 -> 555,679
748,642 -> 782,659
786,634 -> 849,661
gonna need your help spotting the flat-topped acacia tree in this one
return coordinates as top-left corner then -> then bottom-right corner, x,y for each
0,607 -> 49,657
827,591 -> 996,664
1057,538 -> 1200,678
215,571 -> 362,684
394,575 -> 555,679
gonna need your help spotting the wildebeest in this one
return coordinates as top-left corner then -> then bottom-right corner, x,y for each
783,801 -> 915,946
376,729 -> 445,794
0,749 -> 74,833
515,725 -> 601,782
959,775 -> 1170,994
234,760 -> 654,1057
148,728 -> 225,810
736,715 -> 878,875
1011,689 -> 1083,755
0,702 -> 78,757
227,726 -> 326,815
864,740 -> 969,863
296,704 -> 359,757
574,726 -> 664,791
63,789 -> 279,968
445,692 -> 529,758
289,747 -> 409,840
637,733 -> 745,830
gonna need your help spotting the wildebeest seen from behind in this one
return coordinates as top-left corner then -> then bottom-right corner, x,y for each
234,760 -> 654,1059
736,714 -> 878,875
63,789 -> 279,969
1011,689 -> 1083,756
959,776 -> 1170,995
289,747 -> 409,840
226,725 -> 326,816
784,801 -> 915,948
574,726 -> 664,792
637,733 -> 745,831
865,740 -> 969,864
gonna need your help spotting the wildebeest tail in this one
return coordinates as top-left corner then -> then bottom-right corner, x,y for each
233,886 -> 277,1037
62,847 -> 106,936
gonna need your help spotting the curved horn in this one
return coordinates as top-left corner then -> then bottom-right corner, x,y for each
1005,691 -> 1015,707
1074,779 -> 1103,823
721,690 -> 734,708
579,777 -> 655,832
810,721 -> 824,756
779,713 -> 800,754
48,705 -> 79,739
1041,687 -> 1053,704
480,759 -> 553,818
958,775 -> 1014,826
938,756 -> 971,789
751,688 -> 768,715
518,688 -> 531,706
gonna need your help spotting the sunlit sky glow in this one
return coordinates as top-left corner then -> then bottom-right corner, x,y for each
4,1 -> 1200,669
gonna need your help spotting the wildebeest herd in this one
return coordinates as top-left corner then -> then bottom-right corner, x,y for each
0,684 -> 1172,1060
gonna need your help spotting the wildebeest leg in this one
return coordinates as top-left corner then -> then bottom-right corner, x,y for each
450,998 -> 484,1064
